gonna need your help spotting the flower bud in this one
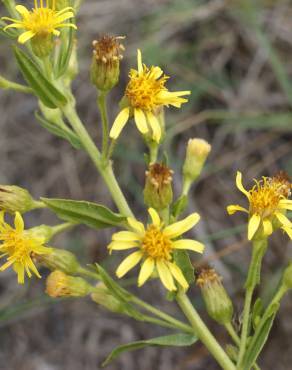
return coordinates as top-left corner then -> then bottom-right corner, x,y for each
34,248 -> 81,274
46,270 -> 93,298
0,185 -> 41,214
91,282 -> 128,314
144,163 -> 173,210
31,34 -> 54,58
197,268 -> 233,325
90,35 -> 124,92
183,138 -> 211,188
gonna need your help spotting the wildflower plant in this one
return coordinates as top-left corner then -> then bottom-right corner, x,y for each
0,1 -> 291,369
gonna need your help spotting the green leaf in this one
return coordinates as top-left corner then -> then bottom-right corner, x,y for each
171,195 -> 187,218
173,250 -> 195,284
96,264 -> 146,321
102,333 -> 198,366
56,25 -> 76,78
41,198 -> 126,229
13,46 -> 67,108
242,302 -> 279,370
251,298 -> 263,330
35,111 -> 83,149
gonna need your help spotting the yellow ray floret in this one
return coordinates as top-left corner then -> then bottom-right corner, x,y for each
108,208 -> 204,291
2,0 -> 77,44
0,211 -> 52,284
227,171 -> 292,240
109,49 -> 190,143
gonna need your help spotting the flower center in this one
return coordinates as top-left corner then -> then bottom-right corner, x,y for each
23,8 -> 57,34
249,177 -> 284,217
125,68 -> 167,111
141,225 -> 172,260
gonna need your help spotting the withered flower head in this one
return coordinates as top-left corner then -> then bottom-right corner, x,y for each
144,163 -> 173,210
91,35 -> 125,91
197,267 -> 233,324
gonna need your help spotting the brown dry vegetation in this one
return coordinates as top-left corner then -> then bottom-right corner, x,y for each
0,0 -> 292,369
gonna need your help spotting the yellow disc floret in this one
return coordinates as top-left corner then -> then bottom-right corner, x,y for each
142,225 -> 172,260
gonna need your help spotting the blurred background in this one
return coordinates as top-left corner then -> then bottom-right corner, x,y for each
0,0 -> 292,369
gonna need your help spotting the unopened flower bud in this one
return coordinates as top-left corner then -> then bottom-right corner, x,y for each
46,270 -> 93,298
91,282 -> 128,314
144,163 -> 173,210
197,268 -> 233,325
90,35 -> 124,92
183,138 -> 211,189
34,248 -> 81,274
0,185 -> 42,214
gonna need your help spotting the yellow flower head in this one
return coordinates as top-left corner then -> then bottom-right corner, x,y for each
0,211 -> 52,284
227,171 -> 292,240
108,208 -> 204,291
2,0 -> 76,44
109,49 -> 191,143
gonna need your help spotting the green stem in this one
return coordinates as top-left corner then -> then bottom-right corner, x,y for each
131,295 -> 193,334
51,222 -> 74,237
225,322 -> 240,346
62,104 -> 133,217
224,323 -> 260,370
148,141 -> 159,163
176,291 -> 236,370
97,92 -> 110,160
0,76 -> 33,94
77,267 -> 100,280
237,238 -> 267,368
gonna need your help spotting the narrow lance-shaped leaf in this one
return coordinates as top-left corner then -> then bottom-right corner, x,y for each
102,333 -> 198,366
35,111 -> 83,150
41,198 -> 126,229
14,46 -> 67,108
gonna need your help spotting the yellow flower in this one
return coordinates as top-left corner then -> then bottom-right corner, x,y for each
108,208 -> 204,291
227,171 -> 292,240
0,211 -> 52,284
2,0 -> 76,44
109,49 -> 190,143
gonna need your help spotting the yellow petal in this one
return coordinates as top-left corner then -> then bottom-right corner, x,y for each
14,212 -> 24,232
15,5 -> 29,16
172,239 -> 205,254
227,204 -> 248,215
236,171 -> 250,199
127,217 -> 145,234
18,31 -> 36,44
262,219 -> 273,236
138,257 -> 154,287
148,208 -> 161,227
137,49 -> 143,73
146,111 -> 161,143
274,212 -> 292,227
149,66 -> 163,79
112,231 -> 140,242
107,241 -> 138,253
282,226 -> 292,239
278,200 -> 292,211
134,108 -> 148,134
248,214 -> 261,240
167,262 -> 189,291
116,251 -> 143,278
14,263 -> 25,284
109,107 -> 130,139
163,213 -> 200,239
156,260 -> 176,291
